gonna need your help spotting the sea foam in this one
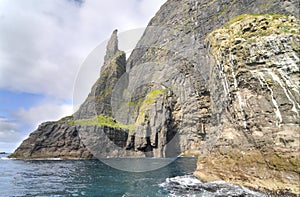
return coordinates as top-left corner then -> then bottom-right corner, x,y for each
159,175 -> 266,197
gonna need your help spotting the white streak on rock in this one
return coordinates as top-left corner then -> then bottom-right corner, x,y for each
257,72 -> 282,125
268,70 -> 299,117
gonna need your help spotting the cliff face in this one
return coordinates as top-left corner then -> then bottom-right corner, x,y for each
195,14 -> 300,194
122,0 -> 299,192
10,0 -> 299,194
121,0 -> 299,158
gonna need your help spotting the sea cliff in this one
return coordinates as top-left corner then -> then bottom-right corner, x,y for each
10,0 -> 299,194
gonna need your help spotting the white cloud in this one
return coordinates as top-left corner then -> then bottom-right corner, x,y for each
0,117 -> 19,143
0,0 -> 82,99
0,102 -> 73,152
0,117 -> 24,152
16,103 -> 73,129
0,101 -> 73,139
0,0 -> 166,100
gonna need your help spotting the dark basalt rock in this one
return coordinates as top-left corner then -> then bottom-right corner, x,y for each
104,29 -> 119,63
9,116 -> 93,159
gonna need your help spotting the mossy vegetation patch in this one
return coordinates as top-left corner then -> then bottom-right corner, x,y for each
144,89 -> 165,104
75,115 -> 135,131
207,14 -> 300,54
75,90 -> 166,130
57,115 -> 75,126
136,89 -> 166,125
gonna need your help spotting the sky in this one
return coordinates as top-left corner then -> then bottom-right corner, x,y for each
0,0 -> 166,153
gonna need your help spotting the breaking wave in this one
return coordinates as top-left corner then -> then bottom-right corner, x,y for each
159,175 -> 266,197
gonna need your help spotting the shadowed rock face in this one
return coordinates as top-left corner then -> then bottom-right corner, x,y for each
9,116 -> 94,159
10,0 -> 299,194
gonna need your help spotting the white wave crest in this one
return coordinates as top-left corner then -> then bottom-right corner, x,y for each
159,175 -> 266,197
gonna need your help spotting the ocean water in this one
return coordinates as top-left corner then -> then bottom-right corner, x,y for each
0,154 -> 265,197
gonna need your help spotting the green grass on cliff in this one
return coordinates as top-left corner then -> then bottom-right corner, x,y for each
57,115 -> 75,126
135,89 -> 165,125
123,89 -> 165,110
235,14 -> 297,35
224,13 -> 289,27
207,14 -> 300,55
144,89 -> 165,104
76,89 -> 165,129
75,115 -> 135,131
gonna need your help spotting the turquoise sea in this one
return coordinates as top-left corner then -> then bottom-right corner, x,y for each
0,154 -> 264,196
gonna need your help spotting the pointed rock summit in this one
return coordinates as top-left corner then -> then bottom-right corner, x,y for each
75,30 -> 126,119
104,29 -> 119,63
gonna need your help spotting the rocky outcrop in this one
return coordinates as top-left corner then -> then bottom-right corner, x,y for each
9,116 -> 93,159
75,30 -> 126,119
10,0 -> 300,194
104,29 -> 119,62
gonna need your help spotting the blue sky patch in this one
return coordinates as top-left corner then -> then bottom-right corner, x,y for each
0,89 -> 44,120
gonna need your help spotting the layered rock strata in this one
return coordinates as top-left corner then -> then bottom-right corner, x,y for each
194,14 -> 300,194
